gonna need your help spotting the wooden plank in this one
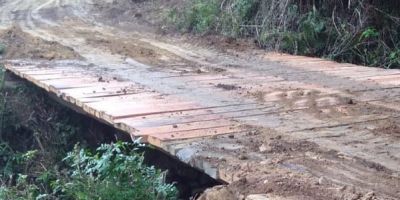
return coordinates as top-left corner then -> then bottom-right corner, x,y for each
114,105 -> 271,128
146,125 -> 242,146
43,78 -> 117,91
136,118 -> 236,136
82,100 -> 199,123
26,74 -> 86,81
60,83 -> 146,98
23,70 -> 79,76
78,92 -> 159,104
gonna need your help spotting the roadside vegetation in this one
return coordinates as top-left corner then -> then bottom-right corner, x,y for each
0,69 -> 178,200
168,0 -> 400,68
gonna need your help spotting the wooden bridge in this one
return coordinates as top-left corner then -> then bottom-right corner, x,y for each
5,54 -> 400,198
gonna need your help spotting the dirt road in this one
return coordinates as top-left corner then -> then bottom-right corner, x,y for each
1,0 -> 400,199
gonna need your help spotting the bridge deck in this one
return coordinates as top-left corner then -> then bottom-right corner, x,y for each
5,54 -> 400,198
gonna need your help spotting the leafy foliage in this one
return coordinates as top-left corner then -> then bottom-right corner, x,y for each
170,0 -> 400,68
0,174 -> 42,200
57,141 -> 178,200
0,143 -> 38,178
0,142 -> 178,200
168,0 -> 220,33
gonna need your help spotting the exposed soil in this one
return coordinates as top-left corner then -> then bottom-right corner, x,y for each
0,26 -> 82,60
90,0 -> 185,33
89,0 -> 260,58
372,119 -> 400,138
198,175 -> 378,200
84,33 -> 202,71
193,126 -> 399,199
188,34 -> 259,54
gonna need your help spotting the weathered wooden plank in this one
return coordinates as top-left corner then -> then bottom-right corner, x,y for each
146,125 -> 242,145
136,118 -> 236,136
114,104 -> 271,128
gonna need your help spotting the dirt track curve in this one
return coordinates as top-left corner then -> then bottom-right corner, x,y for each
1,0 -> 400,199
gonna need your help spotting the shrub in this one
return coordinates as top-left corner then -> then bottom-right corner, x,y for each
0,174 -> 41,200
168,0 -> 220,33
56,141 -> 178,200
0,141 -> 178,200
169,0 -> 400,69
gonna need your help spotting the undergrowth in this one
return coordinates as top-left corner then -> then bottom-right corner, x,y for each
0,70 -> 178,200
168,0 -> 400,69
0,142 -> 178,200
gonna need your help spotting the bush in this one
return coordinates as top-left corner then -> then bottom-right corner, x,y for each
169,0 -> 400,69
0,141 -> 178,200
0,174 -> 41,200
168,0 -> 220,33
57,141 -> 178,200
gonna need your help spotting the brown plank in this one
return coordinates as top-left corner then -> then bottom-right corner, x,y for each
146,125 -> 242,146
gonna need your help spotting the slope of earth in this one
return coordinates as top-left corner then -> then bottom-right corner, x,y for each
0,25 -> 81,60
0,0 -> 400,199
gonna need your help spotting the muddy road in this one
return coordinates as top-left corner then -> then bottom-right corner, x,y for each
1,0 -> 400,199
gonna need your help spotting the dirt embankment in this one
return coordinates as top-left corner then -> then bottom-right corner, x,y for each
90,0 -> 183,33
0,26 -> 82,60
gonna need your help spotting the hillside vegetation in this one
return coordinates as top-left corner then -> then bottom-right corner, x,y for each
169,0 -> 400,68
